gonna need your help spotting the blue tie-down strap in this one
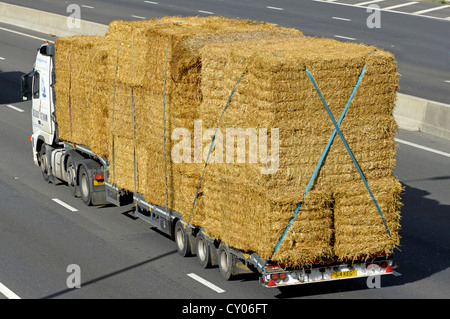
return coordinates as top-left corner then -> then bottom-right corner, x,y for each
267,63 -> 391,265
188,70 -> 246,225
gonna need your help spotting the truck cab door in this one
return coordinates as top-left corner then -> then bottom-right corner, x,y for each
31,61 -> 53,138
31,70 -> 43,133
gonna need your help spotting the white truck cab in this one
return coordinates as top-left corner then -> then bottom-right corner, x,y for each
22,42 -> 56,166
22,41 -> 109,206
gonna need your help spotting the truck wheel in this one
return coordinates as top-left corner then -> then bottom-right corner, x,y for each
67,156 -> 80,197
196,232 -> 212,268
218,243 -> 233,280
39,146 -> 50,182
79,165 -> 92,206
175,220 -> 191,257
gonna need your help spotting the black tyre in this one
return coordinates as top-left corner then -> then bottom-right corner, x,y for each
39,146 -> 50,182
67,156 -> 80,197
196,232 -> 212,268
174,220 -> 191,257
79,165 -> 92,206
218,243 -> 233,280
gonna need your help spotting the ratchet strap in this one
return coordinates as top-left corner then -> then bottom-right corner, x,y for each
111,41 -> 121,185
188,69 -> 247,225
163,46 -> 169,210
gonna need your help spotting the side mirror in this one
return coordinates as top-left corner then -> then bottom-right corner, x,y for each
21,72 -> 33,101
39,43 -> 55,56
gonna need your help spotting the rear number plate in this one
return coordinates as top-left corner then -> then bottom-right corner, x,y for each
331,270 -> 357,279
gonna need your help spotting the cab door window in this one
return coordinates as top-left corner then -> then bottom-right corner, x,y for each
33,72 -> 40,99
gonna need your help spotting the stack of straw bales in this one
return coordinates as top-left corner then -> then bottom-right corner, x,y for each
54,17 -> 401,264
197,37 -> 401,263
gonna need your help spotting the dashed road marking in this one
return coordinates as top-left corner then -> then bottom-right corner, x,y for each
266,6 -> 284,10
332,16 -> 352,21
187,273 -> 225,293
334,35 -> 356,41
52,198 -> 78,212
5,104 -> 24,113
0,282 -> 21,299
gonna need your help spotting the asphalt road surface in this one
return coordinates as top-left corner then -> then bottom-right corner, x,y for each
0,4 -> 449,303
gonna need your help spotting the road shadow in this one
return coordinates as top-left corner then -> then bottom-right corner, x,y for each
40,250 -> 178,299
0,70 -> 27,105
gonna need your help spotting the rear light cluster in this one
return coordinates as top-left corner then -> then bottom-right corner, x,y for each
266,272 -> 289,286
94,173 -> 104,181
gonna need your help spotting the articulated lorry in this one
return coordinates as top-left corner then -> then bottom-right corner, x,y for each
22,30 -> 400,288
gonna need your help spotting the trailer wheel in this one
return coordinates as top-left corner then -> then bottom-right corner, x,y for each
67,156 -> 80,197
196,232 -> 212,268
39,146 -> 50,182
79,165 -> 92,206
175,220 -> 191,257
218,243 -> 233,280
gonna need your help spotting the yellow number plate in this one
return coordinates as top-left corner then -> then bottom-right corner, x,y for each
331,269 -> 357,279
94,180 -> 105,186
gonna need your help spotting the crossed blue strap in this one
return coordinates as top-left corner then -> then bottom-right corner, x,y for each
266,61 -> 391,264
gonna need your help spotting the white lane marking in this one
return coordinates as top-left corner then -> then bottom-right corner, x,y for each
266,6 -> 284,10
332,16 -> 352,21
144,1 -> 159,4
52,198 -> 78,212
383,2 -> 418,10
0,282 -> 21,299
81,5 -> 94,9
0,57 -> 5,60
413,5 -> 449,15
131,15 -> 146,19
395,138 -> 450,158
334,35 -> 357,41
355,0 -> 385,6
198,10 -> 214,14
445,80 -> 450,84
312,0 -> 449,21
187,273 -> 225,293
0,27 -> 53,43
5,104 -> 25,113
